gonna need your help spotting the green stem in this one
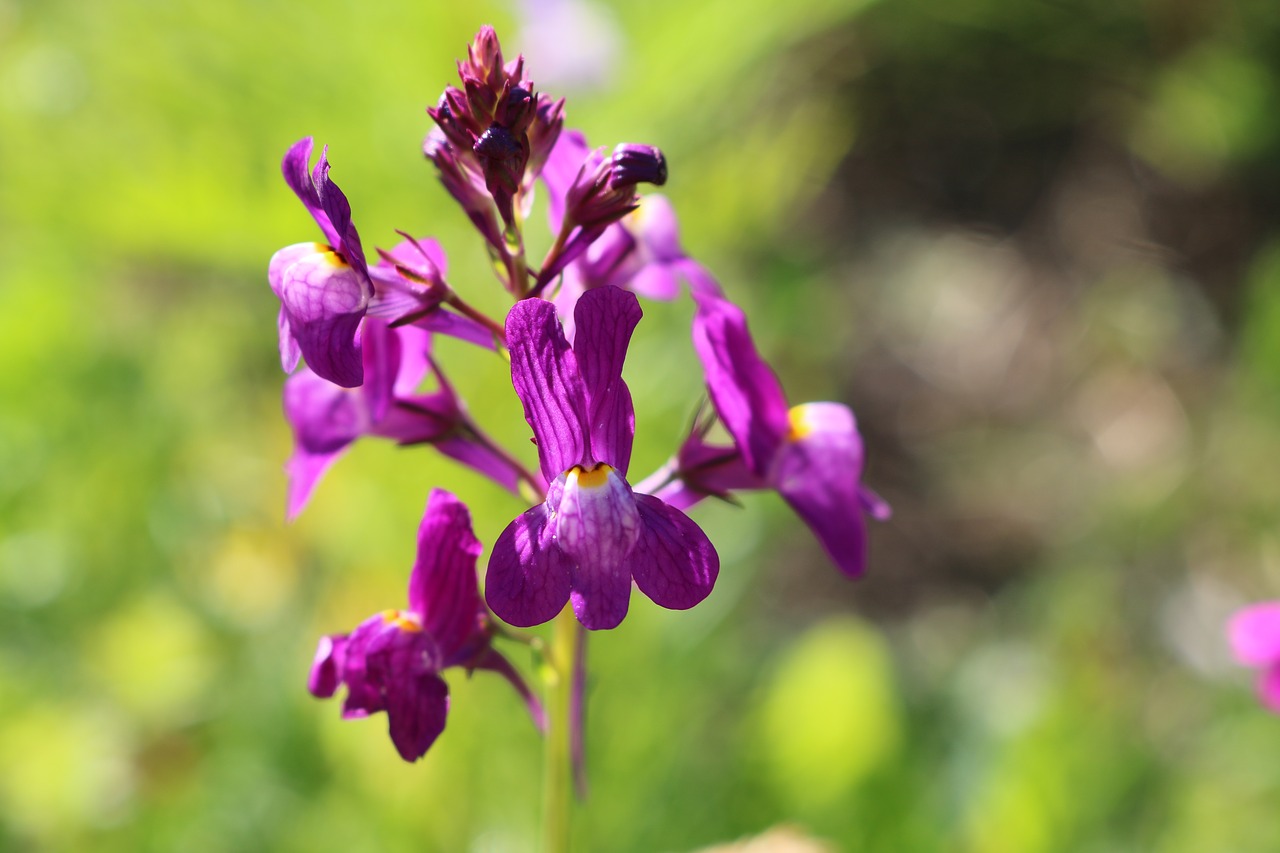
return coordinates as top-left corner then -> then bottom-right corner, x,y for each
542,606 -> 578,853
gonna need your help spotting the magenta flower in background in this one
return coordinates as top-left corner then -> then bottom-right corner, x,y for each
643,293 -> 889,578
486,287 -> 719,630
1228,601 -> 1280,713
269,138 -> 373,388
309,489 -> 543,762
284,319 -> 525,520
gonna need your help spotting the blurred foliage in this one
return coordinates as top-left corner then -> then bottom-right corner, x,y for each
3,0 -> 1280,850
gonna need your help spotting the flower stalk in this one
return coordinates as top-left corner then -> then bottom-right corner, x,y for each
542,606 -> 580,853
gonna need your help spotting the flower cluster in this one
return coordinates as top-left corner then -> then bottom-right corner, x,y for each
270,27 -> 888,762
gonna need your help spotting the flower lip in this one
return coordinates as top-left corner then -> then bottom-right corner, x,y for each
569,463 -> 614,489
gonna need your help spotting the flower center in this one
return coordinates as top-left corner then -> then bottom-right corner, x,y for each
787,405 -> 815,442
381,609 -> 423,632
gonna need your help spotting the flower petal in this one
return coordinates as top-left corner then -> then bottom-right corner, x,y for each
542,129 -> 593,234
357,319 -> 402,423
555,466 -> 640,631
408,489 -> 485,658
285,447 -> 342,521
310,145 -> 367,274
308,634 -> 348,698
505,297 -> 588,482
486,504 -> 573,627
691,294 -> 789,475
572,287 -> 640,474
282,138 -> 340,248
771,402 -> 872,578
278,249 -> 370,387
630,493 -> 719,611
385,672 -> 450,762
1229,601 -> 1280,668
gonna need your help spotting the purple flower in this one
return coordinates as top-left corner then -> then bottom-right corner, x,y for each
486,287 -> 719,630
285,319 -> 526,520
533,131 -> 670,293
1229,601 -> 1280,713
309,489 -> 544,762
538,132 -> 718,322
269,138 -> 373,388
643,294 -> 889,578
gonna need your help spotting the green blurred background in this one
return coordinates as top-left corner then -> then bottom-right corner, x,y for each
4,0 -> 1280,849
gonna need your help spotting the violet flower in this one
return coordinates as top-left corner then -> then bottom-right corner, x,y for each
309,489 -> 544,762
269,137 -> 372,388
285,319 -> 526,520
1228,601 -> 1280,713
538,131 -> 719,326
642,293 -> 889,578
486,286 -> 719,630
533,131 -> 670,292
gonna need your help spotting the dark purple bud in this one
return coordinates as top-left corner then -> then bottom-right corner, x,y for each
474,123 -> 523,162
609,144 -> 667,189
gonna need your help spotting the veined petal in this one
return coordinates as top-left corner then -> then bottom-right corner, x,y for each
572,287 -> 640,474
282,138 -> 339,247
278,248 -> 370,387
1229,601 -> 1280,668
385,672 -> 450,762
270,243 -> 325,374
506,298 -> 588,482
630,493 -> 719,611
555,465 -> 640,631
310,145 -> 367,275
408,489 -> 485,659
486,504 -> 573,627
691,294 -> 790,475
771,402 -> 872,578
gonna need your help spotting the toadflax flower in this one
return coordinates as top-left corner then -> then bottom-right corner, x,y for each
309,488 -> 543,762
270,137 -> 373,388
486,286 -> 719,630
1228,601 -> 1280,713
641,293 -> 889,578
284,319 -> 526,520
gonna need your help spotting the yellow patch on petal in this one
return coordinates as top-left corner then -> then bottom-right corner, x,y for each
570,463 -> 615,489
381,609 -> 422,632
318,246 -> 349,268
787,405 -> 816,442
